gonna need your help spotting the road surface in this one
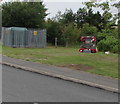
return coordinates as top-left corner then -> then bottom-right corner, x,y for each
2,65 -> 118,102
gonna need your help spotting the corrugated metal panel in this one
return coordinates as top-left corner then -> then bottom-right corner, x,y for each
2,27 -> 47,48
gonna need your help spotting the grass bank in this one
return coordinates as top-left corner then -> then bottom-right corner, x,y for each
2,46 -> 118,78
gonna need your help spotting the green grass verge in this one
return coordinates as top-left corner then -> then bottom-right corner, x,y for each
2,46 -> 118,78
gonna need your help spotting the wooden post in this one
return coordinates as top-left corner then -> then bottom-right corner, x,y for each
55,37 -> 57,48
66,38 -> 69,47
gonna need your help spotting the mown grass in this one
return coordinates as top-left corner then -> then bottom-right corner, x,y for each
2,46 -> 118,78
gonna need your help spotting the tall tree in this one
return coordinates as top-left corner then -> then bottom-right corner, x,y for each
80,23 -> 97,36
45,19 -> 63,45
98,2 -> 113,30
61,9 -> 75,25
75,8 -> 87,28
83,1 -> 96,10
2,2 -> 47,28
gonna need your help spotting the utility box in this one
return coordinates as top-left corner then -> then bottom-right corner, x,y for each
2,27 -> 46,48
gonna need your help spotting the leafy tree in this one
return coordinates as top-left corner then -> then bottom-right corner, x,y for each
62,23 -> 80,46
76,2 -> 103,31
52,11 -> 63,22
80,23 -> 97,36
92,11 -> 103,31
98,2 -> 113,30
83,1 -> 96,9
2,2 -> 47,28
113,1 -> 120,8
75,8 -> 87,28
46,19 -> 62,45
84,9 -> 103,31
98,2 -> 110,11
60,9 -> 75,25
97,32 -> 107,43
113,0 -> 120,25
110,28 -> 118,38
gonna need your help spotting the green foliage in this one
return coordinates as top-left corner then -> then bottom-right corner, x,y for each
83,1 -> 96,9
80,23 -> 97,36
2,2 -> 47,28
75,8 -> 87,28
62,23 -> 80,45
110,28 -> 118,38
98,2 -> 110,11
98,2 -> 113,30
97,36 -> 118,53
97,27 -> 118,53
46,19 -> 81,46
113,2 -> 120,8
61,9 -> 75,24
112,45 -> 118,53
75,8 -> 103,30
2,1 -> 118,53
97,32 -> 106,43
48,0 -> 118,52
45,19 -> 62,45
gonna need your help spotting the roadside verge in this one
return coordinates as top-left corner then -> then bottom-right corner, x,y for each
1,61 -> 119,93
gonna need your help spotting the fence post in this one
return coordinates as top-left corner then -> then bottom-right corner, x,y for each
66,38 -> 69,47
55,37 -> 57,48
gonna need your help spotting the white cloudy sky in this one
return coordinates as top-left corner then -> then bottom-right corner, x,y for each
1,0 -> 119,19
43,1 -> 119,19
44,0 -> 119,18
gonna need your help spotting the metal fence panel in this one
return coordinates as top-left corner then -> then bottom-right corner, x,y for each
26,28 -> 46,48
2,27 -> 47,48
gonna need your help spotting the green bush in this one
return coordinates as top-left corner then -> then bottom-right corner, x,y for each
112,45 -> 118,53
97,32 -> 106,43
97,36 -> 118,53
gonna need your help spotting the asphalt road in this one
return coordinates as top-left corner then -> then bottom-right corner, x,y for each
2,65 -> 118,102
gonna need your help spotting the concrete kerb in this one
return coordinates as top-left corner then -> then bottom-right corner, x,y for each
1,62 -> 119,93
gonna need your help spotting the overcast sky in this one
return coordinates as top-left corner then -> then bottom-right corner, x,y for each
43,0 -> 119,19
43,2 -> 118,19
1,0 -> 119,19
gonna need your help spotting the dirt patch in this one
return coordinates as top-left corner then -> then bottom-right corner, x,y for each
59,64 -> 94,71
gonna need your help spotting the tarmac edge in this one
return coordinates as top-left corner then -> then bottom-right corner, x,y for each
1,62 -> 119,93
